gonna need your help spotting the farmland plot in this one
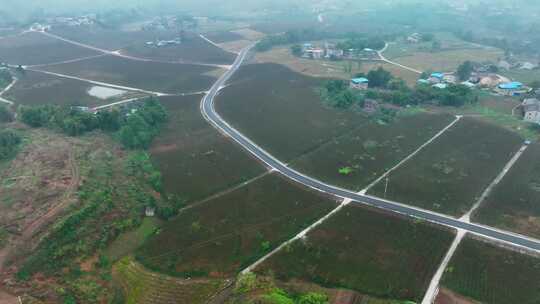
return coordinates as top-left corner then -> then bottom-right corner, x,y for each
216,63 -> 368,161
136,174 -> 337,277
40,55 -> 222,94
150,95 -> 265,202
441,237 -> 540,304
0,31 -> 100,66
369,118 -> 523,216
255,204 -> 454,302
474,143 -> 540,239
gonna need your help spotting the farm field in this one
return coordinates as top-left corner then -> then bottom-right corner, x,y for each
4,70 -> 142,107
216,63 -> 368,161
121,34 -> 236,65
135,174 -> 337,277
114,256 -> 224,304
150,95 -> 265,203
254,46 -> 420,86
255,204 -> 454,302
203,31 -> 245,43
474,143 -> 540,239
291,112 -> 455,191
501,68 -> 540,85
0,31 -> 100,66
39,55 -> 222,94
369,117 -> 523,216
384,32 -> 504,72
440,237 -> 540,304
49,26 -> 176,50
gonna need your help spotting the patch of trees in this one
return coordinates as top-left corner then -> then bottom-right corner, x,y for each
336,35 -> 385,51
0,129 -> 21,160
457,61 -> 474,81
18,97 -> 168,149
255,29 -> 327,52
0,104 -> 13,122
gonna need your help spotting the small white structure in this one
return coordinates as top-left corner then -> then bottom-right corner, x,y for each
522,98 -> 540,124
145,206 -> 156,217
433,83 -> 448,89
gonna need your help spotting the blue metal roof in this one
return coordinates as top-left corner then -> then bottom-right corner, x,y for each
431,73 -> 444,79
351,77 -> 369,84
498,82 -> 523,90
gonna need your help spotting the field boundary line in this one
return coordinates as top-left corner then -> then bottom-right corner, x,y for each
421,229 -> 466,304
378,42 -> 423,74
240,198 -> 352,275
361,115 -> 462,193
25,54 -> 108,68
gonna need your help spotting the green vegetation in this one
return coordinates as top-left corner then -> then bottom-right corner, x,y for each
474,143 -> 540,238
456,61 -> 474,81
0,129 -> 21,160
0,68 -> 13,89
136,174 -> 336,277
441,238 -> 540,304
256,205 -> 454,302
114,256 -> 224,304
18,97 -> 168,149
255,29 -> 330,52
369,118 -> 523,216
0,104 -> 13,122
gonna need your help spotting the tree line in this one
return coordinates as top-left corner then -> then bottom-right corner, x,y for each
18,97 -> 168,149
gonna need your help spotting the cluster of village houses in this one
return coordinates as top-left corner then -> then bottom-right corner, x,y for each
300,42 -> 379,60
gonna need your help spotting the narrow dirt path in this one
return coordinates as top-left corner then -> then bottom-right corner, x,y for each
378,42 -> 423,74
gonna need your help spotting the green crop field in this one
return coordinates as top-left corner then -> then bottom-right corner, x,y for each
136,174 -> 337,277
122,34 -> 236,65
292,112 -> 454,191
369,117 -> 523,216
40,55 -> 223,94
255,204 -> 454,302
0,31 -> 100,66
441,238 -> 540,304
216,63 -> 368,161
150,95 -> 265,203
474,143 -> 540,239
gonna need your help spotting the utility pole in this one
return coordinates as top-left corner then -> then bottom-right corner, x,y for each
384,176 -> 389,198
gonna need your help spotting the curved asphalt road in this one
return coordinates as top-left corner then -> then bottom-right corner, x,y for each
201,44 -> 540,253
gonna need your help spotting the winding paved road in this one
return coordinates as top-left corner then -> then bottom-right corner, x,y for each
201,44 -> 540,253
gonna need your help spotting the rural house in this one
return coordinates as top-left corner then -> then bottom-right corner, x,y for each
496,81 -> 530,96
350,77 -> 369,90
522,98 -> 540,124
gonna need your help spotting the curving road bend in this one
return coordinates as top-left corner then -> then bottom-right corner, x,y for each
201,44 -> 540,253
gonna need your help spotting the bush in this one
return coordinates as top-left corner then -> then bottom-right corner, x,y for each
0,129 -> 21,160
0,104 -> 13,122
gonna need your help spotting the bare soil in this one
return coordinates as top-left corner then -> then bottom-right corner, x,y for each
435,288 -> 478,304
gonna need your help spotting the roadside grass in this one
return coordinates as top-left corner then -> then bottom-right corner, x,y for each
135,174 -> 337,278
121,34 -> 236,65
291,112 -> 454,191
255,204 -> 454,302
441,237 -> 540,304
368,117 -> 523,216
474,143 -> 540,239
0,31 -> 100,66
216,63 -> 368,161
5,70 -> 145,107
254,46 -> 419,86
150,95 -> 265,203
113,256 -> 224,304
40,55 -> 223,94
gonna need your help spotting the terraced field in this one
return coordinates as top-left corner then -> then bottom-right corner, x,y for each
474,143 -> 540,239
122,34 -> 236,65
150,95 -> 265,202
441,237 -> 540,304
255,204 -> 454,302
216,63 -> 368,161
136,174 -> 337,277
292,112 -> 454,191
369,117 -> 523,216
0,31 -> 100,66
114,257 -> 224,304
40,55 -> 222,94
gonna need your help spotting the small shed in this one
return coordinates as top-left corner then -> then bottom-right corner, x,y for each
350,77 -> 369,90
